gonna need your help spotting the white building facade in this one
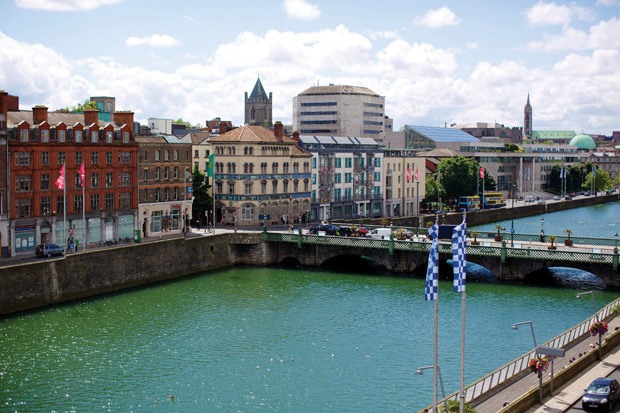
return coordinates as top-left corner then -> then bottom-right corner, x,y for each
148,118 -> 173,135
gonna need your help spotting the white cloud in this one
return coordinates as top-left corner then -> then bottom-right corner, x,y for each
528,16 -> 620,51
282,0 -> 320,21
466,42 -> 479,49
413,7 -> 459,29
15,0 -> 123,11
366,30 -> 400,40
525,1 -> 595,27
597,0 -> 620,6
125,34 -> 179,48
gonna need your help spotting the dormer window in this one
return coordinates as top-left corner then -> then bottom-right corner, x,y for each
123,131 -> 129,143
106,131 -> 113,143
75,130 -> 82,143
41,129 -> 49,143
91,130 -> 98,143
20,129 -> 29,142
58,130 -> 66,143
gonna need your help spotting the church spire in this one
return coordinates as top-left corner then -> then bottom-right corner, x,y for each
524,93 -> 532,141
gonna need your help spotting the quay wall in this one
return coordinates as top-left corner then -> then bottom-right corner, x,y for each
0,233 -> 267,316
354,193 -> 619,228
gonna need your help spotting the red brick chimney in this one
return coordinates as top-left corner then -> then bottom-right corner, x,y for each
274,121 -> 283,141
292,131 -> 300,142
113,110 -> 134,128
219,122 -> 228,135
32,105 -> 48,124
84,108 -> 99,125
0,91 -> 19,118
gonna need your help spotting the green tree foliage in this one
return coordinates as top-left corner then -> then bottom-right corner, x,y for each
60,99 -> 99,112
503,143 -> 520,152
549,162 -> 600,193
438,399 -> 477,412
584,168 -> 612,192
190,165 -> 212,224
174,118 -> 202,129
435,156 -> 495,203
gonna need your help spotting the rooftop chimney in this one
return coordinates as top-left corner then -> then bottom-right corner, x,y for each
32,105 -> 48,125
84,108 -> 99,126
219,122 -> 228,135
113,110 -> 134,128
0,91 -> 19,118
274,121 -> 283,141
292,131 -> 300,142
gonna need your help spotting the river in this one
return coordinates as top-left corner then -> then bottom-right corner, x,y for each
1,202 -> 619,411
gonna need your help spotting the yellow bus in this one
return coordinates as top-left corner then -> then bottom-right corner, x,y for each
482,192 -> 506,208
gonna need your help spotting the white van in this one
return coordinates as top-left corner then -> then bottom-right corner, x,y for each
367,228 -> 392,240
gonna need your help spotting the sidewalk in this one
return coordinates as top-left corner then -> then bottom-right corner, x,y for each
526,343 -> 620,413
473,315 -> 620,412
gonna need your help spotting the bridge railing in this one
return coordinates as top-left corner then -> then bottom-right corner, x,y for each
263,232 -> 614,264
426,295 -> 620,412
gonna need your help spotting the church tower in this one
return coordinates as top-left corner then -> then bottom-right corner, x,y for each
244,77 -> 272,127
524,93 -> 532,141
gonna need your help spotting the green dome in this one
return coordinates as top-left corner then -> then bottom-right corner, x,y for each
569,133 -> 596,149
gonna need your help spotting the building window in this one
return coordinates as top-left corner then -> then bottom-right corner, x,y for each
155,188 -> 160,202
155,150 -> 160,161
17,199 -> 31,218
272,180 -> 278,194
174,166 -> 178,179
91,173 -> 99,188
164,166 -> 170,180
74,195 -> 83,213
17,175 -> 31,192
194,149 -> 199,158
75,151 -> 83,164
216,182 -> 223,194
41,129 -> 49,143
293,162 -> 299,173
304,179 -> 309,192
75,130 -> 82,143
57,196 -> 64,214
19,152 -> 30,165
106,152 -> 112,164
120,193 -> 130,210
293,179 -> 299,192
304,162 -> 310,173
58,152 -> 66,165
228,182 -> 235,195
155,167 -> 160,180
41,174 -> 50,190
174,150 -> 178,160
90,194 -> 100,212
120,152 -> 130,164
261,180 -> 267,195
283,163 -> 289,174
91,130 -> 98,143
272,163 -> 278,174
106,131 -> 113,143
40,197 -> 51,216
20,129 -> 29,142
164,187 -> 169,201
122,131 -> 129,143
143,169 -> 148,181
42,152 -> 49,165
121,172 -> 131,187
261,163 -> 268,174
173,187 -> 179,200
74,173 -> 82,189
245,182 -> 252,195
105,193 -> 114,211
164,150 -> 169,161
242,204 -> 254,220
283,180 -> 289,193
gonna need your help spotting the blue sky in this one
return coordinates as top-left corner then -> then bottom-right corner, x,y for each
1,0 -> 620,134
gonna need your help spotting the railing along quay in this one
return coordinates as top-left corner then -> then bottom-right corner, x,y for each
262,231 -> 618,266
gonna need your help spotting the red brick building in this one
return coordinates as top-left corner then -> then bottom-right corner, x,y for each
2,92 -> 138,256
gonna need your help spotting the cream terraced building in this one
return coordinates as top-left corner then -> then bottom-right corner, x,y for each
209,123 -> 312,226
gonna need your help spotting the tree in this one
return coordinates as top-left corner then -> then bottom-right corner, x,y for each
423,174 -> 446,205
174,118 -> 202,129
504,143 -> 521,152
190,165 -> 212,225
435,156 -> 495,203
584,168 -> 612,193
59,99 -> 99,112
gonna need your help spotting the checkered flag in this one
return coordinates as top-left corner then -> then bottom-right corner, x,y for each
424,221 -> 439,301
452,216 -> 467,292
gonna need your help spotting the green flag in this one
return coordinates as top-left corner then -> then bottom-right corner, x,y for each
207,153 -> 215,177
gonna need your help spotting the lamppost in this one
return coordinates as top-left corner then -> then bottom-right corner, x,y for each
512,321 -> 542,402
577,291 -> 601,359
415,365 -> 448,413
615,232 -> 618,252
540,217 -> 544,242
511,184 -> 516,247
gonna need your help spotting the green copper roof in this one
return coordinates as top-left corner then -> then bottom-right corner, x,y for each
532,130 -> 576,140
569,133 -> 596,149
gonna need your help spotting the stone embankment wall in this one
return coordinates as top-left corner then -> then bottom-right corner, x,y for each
0,233 -> 267,316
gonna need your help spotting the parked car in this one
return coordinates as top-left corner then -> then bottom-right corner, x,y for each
570,192 -> 576,197
309,224 -> 339,236
524,196 -> 535,203
337,226 -> 353,237
582,378 -> 620,411
354,227 -> 370,237
553,195 -> 561,201
35,243 -> 64,258
366,228 -> 392,240
537,199 -> 546,205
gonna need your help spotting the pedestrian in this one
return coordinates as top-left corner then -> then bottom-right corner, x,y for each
289,224 -> 294,233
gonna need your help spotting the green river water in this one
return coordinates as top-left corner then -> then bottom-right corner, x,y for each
1,202 -> 619,411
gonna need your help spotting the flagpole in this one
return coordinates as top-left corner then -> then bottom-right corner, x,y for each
434,210 -> 439,413
63,169 -> 66,254
460,211 -> 466,413
82,173 -> 85,253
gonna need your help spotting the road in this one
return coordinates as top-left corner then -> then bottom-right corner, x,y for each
565,369 -> 620,412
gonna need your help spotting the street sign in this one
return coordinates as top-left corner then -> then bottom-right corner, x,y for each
536,346 -> 565,357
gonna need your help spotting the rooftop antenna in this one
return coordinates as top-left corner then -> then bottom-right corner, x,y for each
317,79 -> 320,86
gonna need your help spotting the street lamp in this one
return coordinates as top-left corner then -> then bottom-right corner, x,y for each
511,184 -> 516,247
615,233 -> 618,252
577,291 -> 601,359
512,321 -> 542,402
540,217 -> 544,242
415,365 -> 449,413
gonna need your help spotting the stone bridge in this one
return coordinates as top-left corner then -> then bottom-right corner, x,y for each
261,232 -> 620,286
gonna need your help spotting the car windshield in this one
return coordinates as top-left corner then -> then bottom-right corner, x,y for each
587,383 -> 610,395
